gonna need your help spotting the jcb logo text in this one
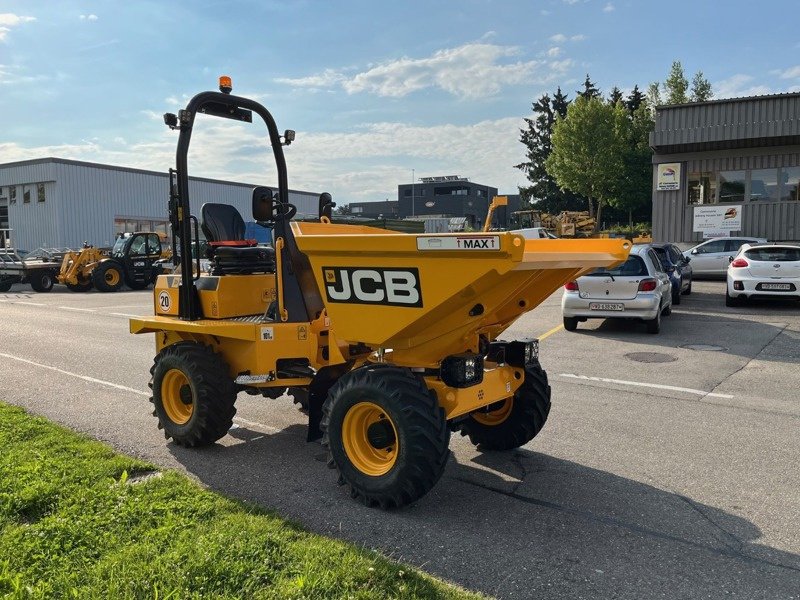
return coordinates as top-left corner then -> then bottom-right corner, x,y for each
322,267 -> 422,307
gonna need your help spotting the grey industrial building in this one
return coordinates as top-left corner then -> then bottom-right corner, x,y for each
651,93 -> 800,243
0,157 -> 319,252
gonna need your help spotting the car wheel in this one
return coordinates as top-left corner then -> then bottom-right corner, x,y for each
725,287 -> 743,307
563,316 -> 578,331
672,289 -> 681,305
682,281 -> 692,295
646,307 -> 661,334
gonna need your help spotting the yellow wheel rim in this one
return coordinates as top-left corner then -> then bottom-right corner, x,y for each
105,268 -> 121,286
161,368 -> 194,425
342,401 -> 398,476
471,397 -> 513,426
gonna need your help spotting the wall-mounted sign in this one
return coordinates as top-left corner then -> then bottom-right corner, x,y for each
693,205 -> 742,239
656,163 -> 681,191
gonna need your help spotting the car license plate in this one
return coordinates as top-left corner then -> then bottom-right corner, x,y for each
760,283 -> 791,291
589,302 -> 624,311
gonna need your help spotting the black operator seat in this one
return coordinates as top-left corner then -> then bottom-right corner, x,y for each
200,202 -> 275,275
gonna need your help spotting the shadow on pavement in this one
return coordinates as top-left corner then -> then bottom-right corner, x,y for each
168,423 -> 800,600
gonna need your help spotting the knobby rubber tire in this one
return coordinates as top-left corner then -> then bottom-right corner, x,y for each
149,342 -> 237,447
459,362 -> 552,451
92,261 -> 125,292
321,364 -> 450,509
66,279 -> 93,292
126,274 -> 151,290
29,270 -> 54,293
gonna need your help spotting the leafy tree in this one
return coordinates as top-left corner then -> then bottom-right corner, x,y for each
625,85 -> 645,113
608,86 -> 624,106
664,60 -> 689,104
607,102 -> 654,230
690,71 -> 713,101
334,204 -> 351,216
546,97 -> 627,230
577,74 -> 601,99
515,88 -> 585,213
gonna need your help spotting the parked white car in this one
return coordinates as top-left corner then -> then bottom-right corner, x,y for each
726,243 -> 800,306
511,227 -> 558,239
683,236 -> 767,277
561,244 -> 673,334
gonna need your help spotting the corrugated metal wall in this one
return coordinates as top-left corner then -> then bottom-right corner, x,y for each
651,95 -> 800,148
653,150 -> 800,243
0,160 -> 319,250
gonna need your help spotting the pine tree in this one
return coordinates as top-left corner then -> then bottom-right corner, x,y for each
577,74 -> 601,99
664,60 -> 689,104
625,85 -> 645,113
608,86 -> 624,106
690,71 -> 713,102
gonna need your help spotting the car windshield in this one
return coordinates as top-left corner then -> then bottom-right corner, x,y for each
587,255 -> 648,277
111,237 -> 126,258
744,247 -> 800,262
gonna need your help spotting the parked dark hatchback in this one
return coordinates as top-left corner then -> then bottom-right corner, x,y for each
652,243 -> 693,304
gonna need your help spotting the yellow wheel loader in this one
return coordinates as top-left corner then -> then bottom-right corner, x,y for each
130,77 -> 631,508
58,233 -> 170,292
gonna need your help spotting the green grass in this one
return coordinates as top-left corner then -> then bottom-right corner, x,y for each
0,403 -> 484,600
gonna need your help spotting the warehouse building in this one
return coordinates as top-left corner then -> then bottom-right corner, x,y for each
0,157 -> 319,251
651,93 -> 800,243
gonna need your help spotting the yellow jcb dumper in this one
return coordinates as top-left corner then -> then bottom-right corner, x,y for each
130,78 -> 631,508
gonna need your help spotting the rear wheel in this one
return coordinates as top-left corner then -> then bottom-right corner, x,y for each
563,316 -> 578,331
0,278 -> 13,292
321,364 -> 450,508
672,288 -> 681,305
459,362 -> 551,451
149,342 -> 237,447
126,273 -> 151,290
725,287 -> 743,307
682,281 -> 692,295
645,306 -> 661,333
92,261 -> 124,292
29,270 -> 54,293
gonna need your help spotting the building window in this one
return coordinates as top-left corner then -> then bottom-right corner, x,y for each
9,186 -> 16,205
687,172 -> 715,204
419,189 -> 426,196
781,166 -> 800,201
37,183 -> 46,203
717,171 -> 746,203
23,186 -> 31,204
351,206 -> 363,213
749,169 -> 779,202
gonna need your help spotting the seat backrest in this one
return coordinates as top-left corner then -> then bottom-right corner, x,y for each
201,203 -> 246,242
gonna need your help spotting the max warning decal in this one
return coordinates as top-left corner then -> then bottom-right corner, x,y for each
322,267 -> 422,307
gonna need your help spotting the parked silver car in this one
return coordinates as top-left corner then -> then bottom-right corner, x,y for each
561,244 -> 673,334
726,243 -> 800,306
683,236 -> 767,277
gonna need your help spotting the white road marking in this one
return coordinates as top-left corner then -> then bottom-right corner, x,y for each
58,306 -> 96,312
14,301 -> 46,306
0,351 -> 149,396
233,416 -> 279,433
558,373 -> 734,399
110,312 -> 146,318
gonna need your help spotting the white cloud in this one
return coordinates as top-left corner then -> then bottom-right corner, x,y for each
0,13 -> 35,41
540,9 -> 551,15
571,34 -> 586,41
562,0 -> 581,4
603,3 -> 615,12
0,116 -> 529,203
277,43 -> 555,99
713,74 -> 773,98
779,65 -> 800,79
79,14 -> 99,21
549,33 -> 567,43
546,47 -> 562,58
549,59 -> 575,73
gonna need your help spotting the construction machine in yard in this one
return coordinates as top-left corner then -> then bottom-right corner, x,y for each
130,77 -> 631,508
58,232 -> 170,292
0,229 -> 62,293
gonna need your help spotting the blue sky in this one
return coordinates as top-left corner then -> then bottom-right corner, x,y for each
2,0 -> 800,204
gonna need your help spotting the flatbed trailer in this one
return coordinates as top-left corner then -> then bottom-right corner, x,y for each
0,230 -> 61,292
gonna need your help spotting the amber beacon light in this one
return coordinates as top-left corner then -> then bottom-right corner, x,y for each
219,75 -> 232,94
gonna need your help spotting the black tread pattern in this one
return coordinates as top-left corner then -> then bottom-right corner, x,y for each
321,364 -> 450,509
459,363 -> 551,451
148,342 -> 237,447
66,279 -> 93,292
29,270 -> 54,293
92,261 -> 124,293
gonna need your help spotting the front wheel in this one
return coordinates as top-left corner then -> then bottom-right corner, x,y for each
149,342 -> 237,447
92,261 -> 124,292
459,362 -> 551,451
321,364 -> 450,508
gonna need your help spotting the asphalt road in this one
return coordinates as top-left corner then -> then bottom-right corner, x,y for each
1,281 -> 798,599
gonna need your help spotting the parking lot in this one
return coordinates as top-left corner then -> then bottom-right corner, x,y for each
1,280 -> 798,599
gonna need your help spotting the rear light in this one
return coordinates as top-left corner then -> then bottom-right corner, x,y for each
731,258 -> 749,268
564,280 -> 579,291
638,279 -> 657,292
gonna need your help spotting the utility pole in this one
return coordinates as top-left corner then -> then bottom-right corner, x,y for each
411,168 -> 415,217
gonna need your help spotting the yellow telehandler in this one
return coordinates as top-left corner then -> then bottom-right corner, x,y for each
130,77 -> 630,508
